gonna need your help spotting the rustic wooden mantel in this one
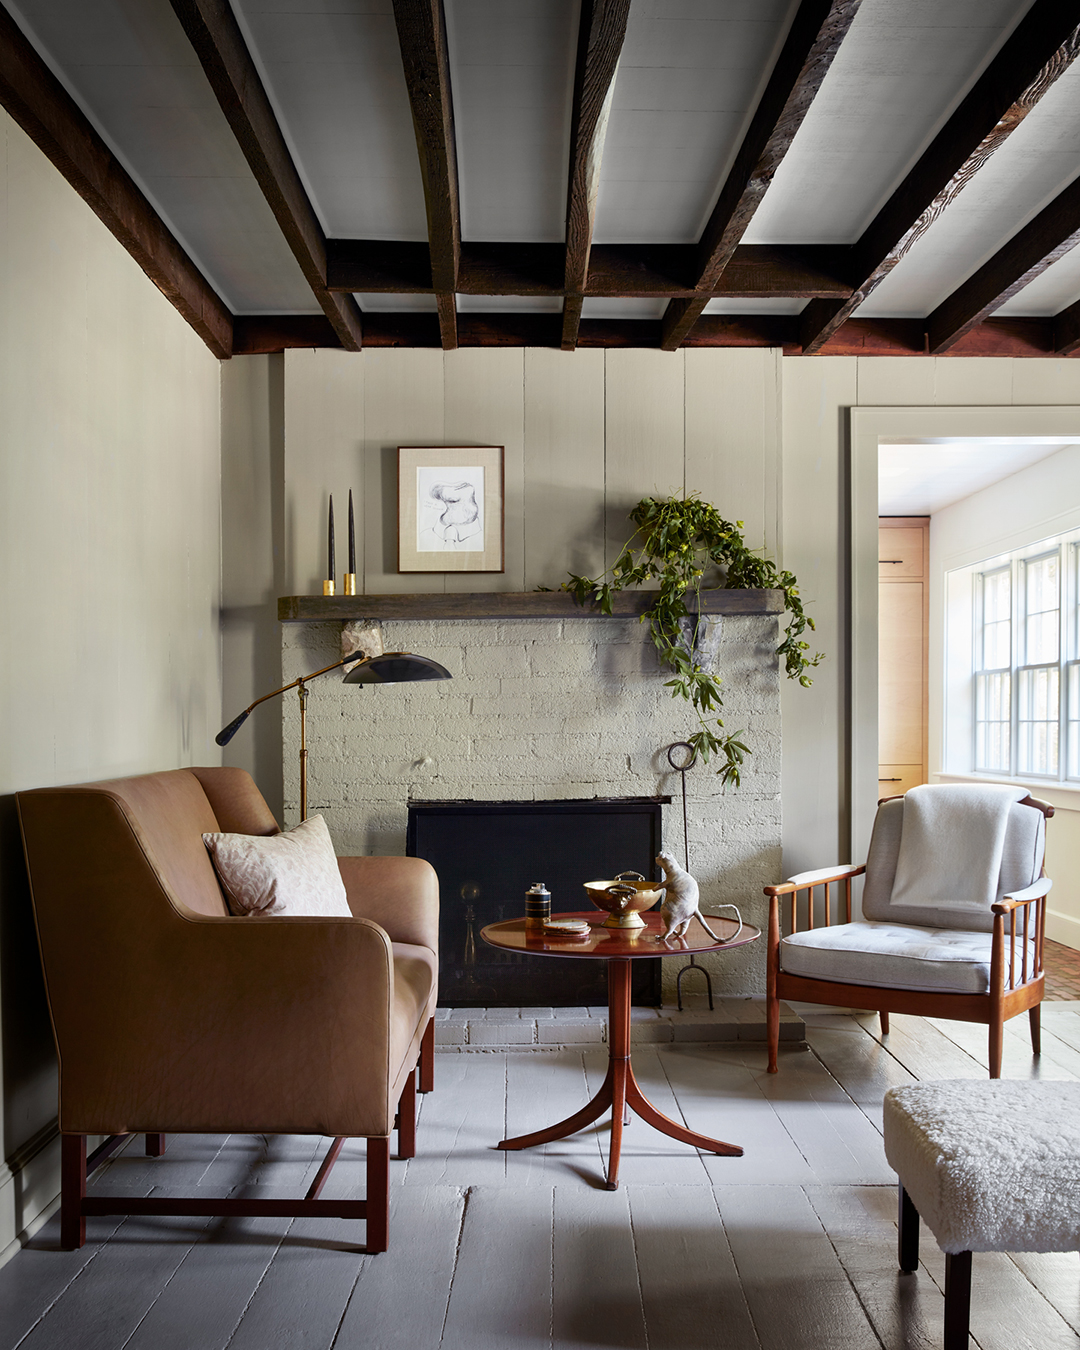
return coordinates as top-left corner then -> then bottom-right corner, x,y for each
278,589 -> 785,622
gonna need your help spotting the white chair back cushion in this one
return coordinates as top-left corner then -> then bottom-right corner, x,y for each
862,797 -> 1044,933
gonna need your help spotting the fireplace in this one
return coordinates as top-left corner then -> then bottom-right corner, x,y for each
281,600 -> 782,1001
407,797 -> 665,1006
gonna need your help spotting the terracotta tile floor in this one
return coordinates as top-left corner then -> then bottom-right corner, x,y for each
1043,938 -> 1080,999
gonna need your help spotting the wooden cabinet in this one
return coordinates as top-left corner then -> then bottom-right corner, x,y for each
879,518 -> 929,796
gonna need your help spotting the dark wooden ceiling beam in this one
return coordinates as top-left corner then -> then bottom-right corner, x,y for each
233,315 -> 342,354
927,177 -> 1080,352
562,0 -> 632,349
1054,297 -> 1080,355
661,0 -> 861,351
0,3 -> 233,358
801,0 -> 1080,354
246,308 -> 1061,357
324,241 -> 852,299
169,0 -> 362,351
392,0 -> 460,350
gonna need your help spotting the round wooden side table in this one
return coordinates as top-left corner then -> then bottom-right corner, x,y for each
480,910 -> 760,1190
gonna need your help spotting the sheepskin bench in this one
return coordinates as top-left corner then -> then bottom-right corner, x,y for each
883,1080 -> 1080,1350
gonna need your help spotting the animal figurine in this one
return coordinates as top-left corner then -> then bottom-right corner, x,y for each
653,851 -> 743,943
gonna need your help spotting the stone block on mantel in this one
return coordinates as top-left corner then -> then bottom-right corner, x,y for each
278,588 -> 785,622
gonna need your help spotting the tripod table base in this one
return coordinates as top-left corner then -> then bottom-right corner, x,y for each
496,958 -> 742,1189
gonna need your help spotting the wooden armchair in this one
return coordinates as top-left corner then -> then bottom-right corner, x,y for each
765,788 -> 1053,1078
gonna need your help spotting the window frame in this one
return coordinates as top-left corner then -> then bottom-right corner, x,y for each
969,537 -> 1077,784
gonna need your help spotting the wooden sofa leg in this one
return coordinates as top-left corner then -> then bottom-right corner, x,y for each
366,1137 -> 390,1254
145,1133 -> 166,1157
1029,1005 -> 1042,1056
60,1135 -> 86,1250
880,1011 -> 890,1035
898,1185 -> 919,1272
944,1251 -> 972,1350
419,1017 -> 434,1094
396,1070 -> 417,1160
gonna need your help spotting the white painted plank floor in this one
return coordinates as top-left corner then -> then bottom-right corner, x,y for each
3,1008 -> 1080,1349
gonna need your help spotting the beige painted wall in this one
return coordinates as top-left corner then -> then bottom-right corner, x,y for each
0,109 -> 222,1261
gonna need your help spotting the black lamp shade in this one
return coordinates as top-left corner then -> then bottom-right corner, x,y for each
342,652 -> 452,685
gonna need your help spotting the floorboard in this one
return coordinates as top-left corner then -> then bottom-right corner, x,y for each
713,1184 -> 880,1350
630,1183 -> 761,1350
552,1185 -> 648,1350
441,1187 -> 553,1350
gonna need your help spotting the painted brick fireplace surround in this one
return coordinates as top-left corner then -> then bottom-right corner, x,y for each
281,603 -> 781,1000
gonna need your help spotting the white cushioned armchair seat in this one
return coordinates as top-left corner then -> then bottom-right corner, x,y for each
781,921 -> 1037,994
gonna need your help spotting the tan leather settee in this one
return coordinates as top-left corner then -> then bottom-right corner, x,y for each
17,766 -> 438,1253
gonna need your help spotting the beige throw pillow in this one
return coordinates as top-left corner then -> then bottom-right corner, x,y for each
202,814 -> 352,917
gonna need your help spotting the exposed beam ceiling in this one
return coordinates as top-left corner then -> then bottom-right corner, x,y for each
7,0 -> 1080,359
800,0 -> 1080,354
661,0 -> 861,351
392,0 -> 460,350
168,0 -> 363,351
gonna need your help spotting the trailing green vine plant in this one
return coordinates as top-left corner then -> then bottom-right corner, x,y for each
556,495 -> 823,788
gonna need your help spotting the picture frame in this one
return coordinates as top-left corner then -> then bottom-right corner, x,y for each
398,446 -> 505,573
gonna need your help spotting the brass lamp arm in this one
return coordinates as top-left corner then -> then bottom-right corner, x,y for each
215,653 -> 358,747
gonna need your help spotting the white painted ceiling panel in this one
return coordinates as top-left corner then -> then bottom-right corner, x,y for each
879,438 -> 1074,515
233,0 -> 428,239
445,0 -> 578,242
593,0 -> 796,244
702,298 -> 806,314
581,297 -> 667,319
456,295 -> 562,312
8,0 -> 316,312
745,0 -> 1034,245
858,60 -> 1080,317
357,292 -> 436,311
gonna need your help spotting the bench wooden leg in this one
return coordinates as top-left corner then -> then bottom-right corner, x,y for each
60,1135 -> 86,1250
145,1133 -> 166,1157
419,1017 -> 434,1094
944,1251 -> 972,1350
396,1070 -> 417,1160
366,1137 -> 389,1253
1029,1004 -> 1042,1056
898,1184 -> 919,1272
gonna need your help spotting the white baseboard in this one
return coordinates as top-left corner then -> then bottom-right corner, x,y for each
1046,907 -> 1080,952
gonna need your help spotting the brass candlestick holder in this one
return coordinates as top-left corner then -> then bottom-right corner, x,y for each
323,579 -> 335,596
343,573 -> 357,595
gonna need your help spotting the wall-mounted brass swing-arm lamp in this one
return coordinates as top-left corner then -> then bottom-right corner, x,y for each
216,651 -> 451,821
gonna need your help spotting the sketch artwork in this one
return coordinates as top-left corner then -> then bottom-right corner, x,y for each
416,466 -> 484,551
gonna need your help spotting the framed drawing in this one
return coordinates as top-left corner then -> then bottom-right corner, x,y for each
398,446 -> 504,573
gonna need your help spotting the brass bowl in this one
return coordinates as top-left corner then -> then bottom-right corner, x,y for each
584,872 -> 663,929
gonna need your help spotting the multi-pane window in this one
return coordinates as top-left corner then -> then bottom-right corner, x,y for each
974,567 -> 1011,773
971,538 -> 1080,781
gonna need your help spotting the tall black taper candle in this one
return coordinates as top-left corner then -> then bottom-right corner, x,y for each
348,489 -> 356,573
328,496 -> 335,582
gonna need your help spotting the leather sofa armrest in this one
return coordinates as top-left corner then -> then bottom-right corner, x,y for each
337,855 -> 439,953
54,914 -> 411,1138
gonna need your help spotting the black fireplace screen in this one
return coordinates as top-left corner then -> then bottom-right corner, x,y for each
407,798 -> 666,1007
